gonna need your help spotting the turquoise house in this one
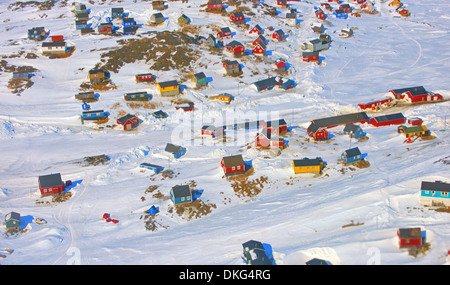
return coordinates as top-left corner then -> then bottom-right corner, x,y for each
420,181 -> 449,207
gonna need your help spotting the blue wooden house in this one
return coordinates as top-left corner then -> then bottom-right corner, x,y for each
420,181 -> 450,207
27,27 -> 48,41
13,71 -> 33,80
123,17 -> 136,27
112,7 -> 125,19
170,185 -> 192,205
341,147 -> 366,165
140,163 -> 164,174
241,240 -> 274,265
343,124 -> 366,139
75,20 -> 89,30
165,143 -> 186,159
81,110 -> 109,122
334,9 -> 349,19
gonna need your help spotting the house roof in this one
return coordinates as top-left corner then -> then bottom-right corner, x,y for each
158,80 -> 178,88
165,143 -> 183,154
5,212 -> 20,221
112,7 -> 124,13
152,12 -> 164,18
171,185 -> 191,198
343,123 -> 361,133
38,173 -> 63,188
311,112 -> 370,128
220,27 -> 231,33
257,128 -> 271,139
242,240 -> 272,265
398,228 -> 422,239
232,11 -> 244,18
421,181 -> 450,192
222,155 -> 244,168
266,119 -> 287,128
293,157 -> 323,167
140,163 -> 163,169
274,29 -> 285,35
307,123 -> 322,133
391,86 -> 427,96
117,114 -> 138,125
303,51 -> 319,56
306,258 -> 331,265
372,113 -> 405,123
123,17 -> 135,23
286,12 -> 296,19
343,147 -> 361,158
224,60 -> 239,67
42,41 -> 66,47
253,77 -> 279,89
152,110 -> 168,118
194,72 -> 206,80
226,40 -> 243,48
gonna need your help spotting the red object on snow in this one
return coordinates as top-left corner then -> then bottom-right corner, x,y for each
103,213 -> 110,219
105,217 -> 111,222
111,219 -> 119,224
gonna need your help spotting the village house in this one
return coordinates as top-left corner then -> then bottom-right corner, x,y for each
116,114 -> 140,131
293,157 -> 325,174
286,12 -> 297,26
230,11 -> 245,25
178,14 -> 191,25
152,0 -> 167,10
75,19 -> 88,30
255,128 -> 284,148
272,29 -> 286,42
123,17 -> 137,28
370,113 -> 406,127
242,240 -> 273,265
75,91 -> 98,102
88,69 -> 110,85
343,123 -> 366,138
357,98 -> 392,111
201,125 -> 224,138
252,41 -> 267,56
28,27 -> 48,41
221,154 -> 246,177
249,24 -> 263,35
420,180 -> 449,207
277,0 -> 287,8
315,8 -> 326,20
223,60 -> 241,75
207,0 -> 223,11
140,163 -> 164,174
217,27 -> 232,40
397,125 -> 430,139
389,86 -> 443,103
341,147 -> 366,165
259,119 -> 288,135
307,123 -> 329,140
339,4 -> 352,13
152,110 -> 168,119
311,112 -> 370,129
407,117 -> 422,126
150,12 -> 165,25
301,39 -> 329,52
226,40 -> 245,56
41,41 -> 67,55
320,3 -> 332,11
333,9 -> 348,19
4,212 -> 21,231
81,110 -> 109,122
311,23 -> 325,34
98,22 -> 114,34
397,227 -> 425,249
170,185 -> 192,205
38,173 -> 65,195
274,58 -> 287,71
253,77 -> 279,92
111,7 -> 125,19
302,51 -> 320,63
135,73 -> 155,83
192,72 -> 207,88
165,143 -> 186,159
157,80 -> 179,96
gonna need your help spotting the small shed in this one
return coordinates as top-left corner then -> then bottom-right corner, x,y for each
343,124 -> 365,138
272,29 -> 285,42
170,185 -> 192,205
397,228 -> 424,248
150,13 -> 164,25
307,123 -> 329,140
192,72 -> 207,88
135,73 -> 155,83
420,181 -> 450,207
178,14 -> 191,25
152,110 -> 168,119
4,212 -> 21,231
124,91 -> 151,101
242,240 -> 273,265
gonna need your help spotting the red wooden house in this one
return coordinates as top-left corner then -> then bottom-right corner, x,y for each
135,73 -> 155,82
307,123 -> 329,140
255,128 -> 284,148
38,173 -> 65,195
370,113 -> 405,127
357,98 -> 392,111
253,34 -> 267,46
389,86 -> 443,103
274,58 -> 287,71
272,29 -> 285,42
277,0 -> 287,7
407,117 -> 422,126
226,40 -> 245,56
98,23 -> 113,34
252,41 -> 267,56
51,35 -> 64,42
302,51 -> 319,62
217,27 -> 232,40
230,11 -> 245,25
202,125 -> 224,138
117,114 -> 140,130
315,8 -> 326,20
249,24 -> 263,35
397,228 -> 423,248
221,155 -> 246,177
207,0 -> 223,10
320,3 -> 332,10
339,4 -> 352,13
260,119 -> 287,134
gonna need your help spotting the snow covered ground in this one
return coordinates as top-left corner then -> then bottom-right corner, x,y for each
0,0 -> 449,265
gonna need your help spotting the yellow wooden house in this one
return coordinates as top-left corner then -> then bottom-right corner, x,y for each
210,93 -> 233,103
293,157 -> 325,174
157,80 -> 179,96
388,0 -> 402,7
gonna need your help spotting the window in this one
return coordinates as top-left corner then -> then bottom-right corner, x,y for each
181,197 -> 185,201
442,192 -> 448,197
232,166 -> 235,171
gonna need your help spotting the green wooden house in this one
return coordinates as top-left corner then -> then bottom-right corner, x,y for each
192,72 -> 207,88
4,212 -> 20,231
178,14 -> 191,25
